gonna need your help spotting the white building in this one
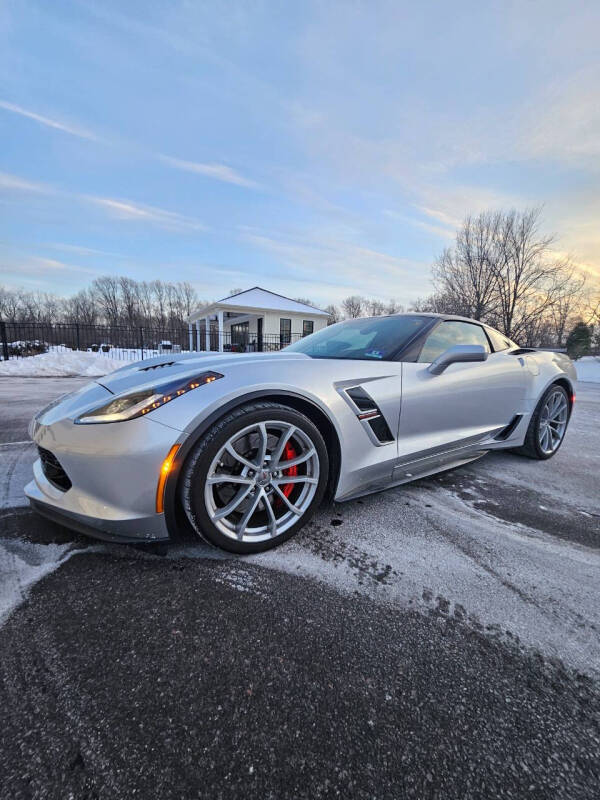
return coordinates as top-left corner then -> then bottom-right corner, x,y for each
187,287 -> 330,352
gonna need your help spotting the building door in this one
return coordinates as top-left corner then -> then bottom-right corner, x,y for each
280,318 -> 291,347
257,317 -> 263,352
231,321 -> 249,351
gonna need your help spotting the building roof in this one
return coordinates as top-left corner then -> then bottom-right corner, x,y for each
188,286 -> 330,322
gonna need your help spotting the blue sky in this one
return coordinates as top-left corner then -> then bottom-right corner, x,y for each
1,0 -> 599,307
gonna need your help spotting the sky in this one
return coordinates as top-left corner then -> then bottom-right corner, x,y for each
1,0 -> 599,308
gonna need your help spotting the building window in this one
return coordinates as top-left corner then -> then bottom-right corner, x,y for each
302,320 -> 314,337
280,318 -> 291,346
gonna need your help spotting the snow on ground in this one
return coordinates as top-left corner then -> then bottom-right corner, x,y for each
575,356 -> 600,383
0,537 -> 78,626
0,350 -> 121,377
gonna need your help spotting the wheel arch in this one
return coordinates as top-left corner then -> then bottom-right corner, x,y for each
547,376 -> 575,415
162,390 -> 342,540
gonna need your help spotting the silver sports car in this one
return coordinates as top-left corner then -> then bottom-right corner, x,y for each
26,313 -> 576,552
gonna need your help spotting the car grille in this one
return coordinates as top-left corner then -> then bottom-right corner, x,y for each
38,447 -> 72,492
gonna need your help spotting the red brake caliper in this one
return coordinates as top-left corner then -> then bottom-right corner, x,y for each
281,441 -> 298,499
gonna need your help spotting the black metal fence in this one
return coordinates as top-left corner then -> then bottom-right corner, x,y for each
0,320 -> 304,361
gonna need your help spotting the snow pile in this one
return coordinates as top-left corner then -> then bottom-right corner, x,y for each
575,356 -> 600,383
0,350 -> 121,377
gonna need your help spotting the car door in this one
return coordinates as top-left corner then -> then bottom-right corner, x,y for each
396,320 -> 529,467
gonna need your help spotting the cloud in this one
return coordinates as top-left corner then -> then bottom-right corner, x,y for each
0,170 -> 206,233
241,228 -> 429,302
0,172 -> 50,193
45,242 -> 126,258
158,155 -> 259,188
86,196 -> 206,231
518,67 -> 600,168
416,207 -> 462,230
0,100 -> 99,141
0,101 -> 263,193
0,254 -> 96,278
383,209 -> 454,240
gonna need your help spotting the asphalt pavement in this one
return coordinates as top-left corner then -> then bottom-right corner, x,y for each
0,376 -> 599,799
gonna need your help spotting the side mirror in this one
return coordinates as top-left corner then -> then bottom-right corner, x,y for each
427,344 -> 488,375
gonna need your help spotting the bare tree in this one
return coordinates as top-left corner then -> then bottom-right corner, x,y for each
546,269 -> 586,347
324,304 -> 340,324
491,209 -> 575,340
432,211 -> 502,320
93,276 -> 122,326
385,299 -> 404,315
366,299 -> 386,316
151,280 -> 167,327
63,289 -> 98,326
0,276 -> 203,329
0,285 -> 20,321
426,207 -> 587,344
119,276 -> 140,327
341,295 -> 364,318
137,281 -> 155,326
179,282 -> 199,320
410,292 -> 456,314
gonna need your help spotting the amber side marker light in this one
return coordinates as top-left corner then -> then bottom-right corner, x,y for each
156,444 -> 180,513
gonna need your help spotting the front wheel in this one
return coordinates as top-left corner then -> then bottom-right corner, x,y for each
513,384 -> 571,460
181,402 -> 329,553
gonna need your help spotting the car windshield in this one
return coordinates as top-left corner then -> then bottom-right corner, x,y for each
286,315 -> 430,360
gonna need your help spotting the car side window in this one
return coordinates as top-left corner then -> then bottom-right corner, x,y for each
486,327 -> 514,352
417,321 -> 491,363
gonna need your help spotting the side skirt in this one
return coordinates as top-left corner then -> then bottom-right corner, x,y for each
335,447 -> 489,503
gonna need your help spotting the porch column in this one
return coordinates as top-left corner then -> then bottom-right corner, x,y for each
188,322 -> 193,352
205,316 -> 210,352
195,319 -> 201,351
217,310 -> 224,352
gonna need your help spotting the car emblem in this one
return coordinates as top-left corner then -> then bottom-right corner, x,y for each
257,469 -> 270,485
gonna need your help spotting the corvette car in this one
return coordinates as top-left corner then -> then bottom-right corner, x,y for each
26,313 -> 576,553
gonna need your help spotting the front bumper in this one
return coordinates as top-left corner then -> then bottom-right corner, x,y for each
26,484 -> 169,543
25,461 -> 170,543
25,382 -> 181,543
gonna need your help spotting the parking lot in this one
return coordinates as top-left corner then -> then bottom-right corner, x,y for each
1,376 -> 599,798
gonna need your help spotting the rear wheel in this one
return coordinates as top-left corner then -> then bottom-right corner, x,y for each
513,384 -> 570,460
181,402 -> 328,553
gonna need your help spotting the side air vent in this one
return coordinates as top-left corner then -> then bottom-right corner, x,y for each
367,415 -> 394,443
494,414 -> 523,441
346,386 -> 376,412
344,386 -> 395,445
139,361 -> 176,371
38,447 -> 72,491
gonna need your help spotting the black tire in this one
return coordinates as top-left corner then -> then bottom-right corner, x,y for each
512,383 -> 570,460
181,401 -> 329,553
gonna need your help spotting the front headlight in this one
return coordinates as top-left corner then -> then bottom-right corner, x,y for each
74,371 -> 223,424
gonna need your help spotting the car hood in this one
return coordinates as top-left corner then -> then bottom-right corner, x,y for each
95,351 -> 312,395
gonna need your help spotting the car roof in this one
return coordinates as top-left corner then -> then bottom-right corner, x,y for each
377,311 -> 489,325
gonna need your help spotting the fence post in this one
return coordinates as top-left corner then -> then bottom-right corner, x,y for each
139,327 -> 144,360
75,322 -> 81,352
0,321 -> 8,361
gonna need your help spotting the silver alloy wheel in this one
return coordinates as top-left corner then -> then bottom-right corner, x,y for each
538,389 -> 568,454
204,421 -> 320,543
